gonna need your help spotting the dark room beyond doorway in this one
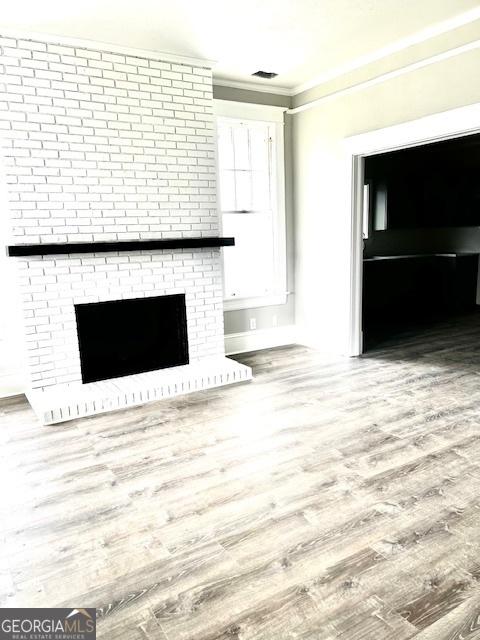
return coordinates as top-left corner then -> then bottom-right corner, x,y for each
362,133 -> 480,351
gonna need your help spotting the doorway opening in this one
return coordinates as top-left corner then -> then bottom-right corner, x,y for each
347,102 -> 480,357
362,134 -> 480,351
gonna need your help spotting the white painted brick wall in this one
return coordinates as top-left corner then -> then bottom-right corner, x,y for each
0,36 -> 216,243
1,35 -> 226,390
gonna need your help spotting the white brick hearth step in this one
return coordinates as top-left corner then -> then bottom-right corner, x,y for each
28,357 -> 252,425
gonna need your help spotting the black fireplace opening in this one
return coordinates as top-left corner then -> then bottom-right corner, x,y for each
75,294 -> 189,384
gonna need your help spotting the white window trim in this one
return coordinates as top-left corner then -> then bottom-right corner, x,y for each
214,100 -> 288,311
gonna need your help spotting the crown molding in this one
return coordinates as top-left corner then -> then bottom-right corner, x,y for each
213,6 -> 480,102
213,78 -> 294,97
0,26 -> 216,68
288,38 -> 480,115
291,6 -> 480,95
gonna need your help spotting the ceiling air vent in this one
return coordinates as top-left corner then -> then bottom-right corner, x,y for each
252,71 -> 278,79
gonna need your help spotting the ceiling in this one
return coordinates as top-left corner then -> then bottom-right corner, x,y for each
1,0 -> 479,94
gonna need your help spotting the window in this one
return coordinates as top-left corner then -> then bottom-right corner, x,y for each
215,101 -> 287,310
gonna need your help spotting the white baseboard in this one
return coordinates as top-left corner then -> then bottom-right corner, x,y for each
225,325 -> 297,355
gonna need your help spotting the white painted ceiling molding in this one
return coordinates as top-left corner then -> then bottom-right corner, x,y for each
287,38 -> 480,115
0,27 -> 216,68
292,6 -> 480,95
213,78 -> 293,97
212,6 -> 480,100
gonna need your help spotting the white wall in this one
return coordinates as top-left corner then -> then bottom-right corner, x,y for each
1,36 -> 216,244
293,44 -> 480,354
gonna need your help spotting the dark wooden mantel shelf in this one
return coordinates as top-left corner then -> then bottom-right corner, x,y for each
7,237 -> 235,257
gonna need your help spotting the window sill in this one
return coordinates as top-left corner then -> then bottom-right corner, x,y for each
223,293 -> 288,312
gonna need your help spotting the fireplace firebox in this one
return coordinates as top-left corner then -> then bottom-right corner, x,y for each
75,294 -> 189,383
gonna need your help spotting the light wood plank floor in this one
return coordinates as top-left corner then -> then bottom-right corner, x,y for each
2,314 -> 480,639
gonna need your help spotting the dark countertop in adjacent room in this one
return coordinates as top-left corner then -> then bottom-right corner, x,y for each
364,252 -> 479,261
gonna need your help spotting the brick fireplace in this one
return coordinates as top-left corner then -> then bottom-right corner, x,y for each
1,34 -> 251,423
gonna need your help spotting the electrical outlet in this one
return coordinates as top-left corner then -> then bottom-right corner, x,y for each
249,317 -> 257,330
